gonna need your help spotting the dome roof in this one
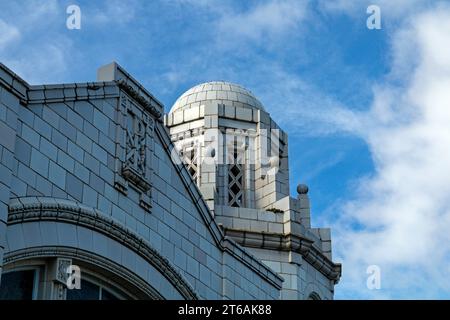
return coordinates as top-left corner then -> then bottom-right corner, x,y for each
170,81 -> 265,113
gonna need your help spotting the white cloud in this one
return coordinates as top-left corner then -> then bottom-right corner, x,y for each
88,0 -> 137,25
319,0 -> 428,19
301,151 -> 346,181
3,41 -> 71,84
254,1 -> 450,299
0,1 -> 73,84
242,64 -> 363,136
328,5 -> 450,298
172,0 -> 308,50
0,19 -> 20,48
219,0 -> 307,42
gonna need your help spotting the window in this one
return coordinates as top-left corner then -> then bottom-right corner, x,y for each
0,270 -> 38,300
228,137 -> 244,207
66,279 -> 119,300
180,142 -> 199,184
101,289 -> 119,300
307,292 -> 321,300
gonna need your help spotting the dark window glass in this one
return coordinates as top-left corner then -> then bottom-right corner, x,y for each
66,279 -> 100,300
308,292 -> 321,300
0,270 -> 35,300
101,289 -> 119,300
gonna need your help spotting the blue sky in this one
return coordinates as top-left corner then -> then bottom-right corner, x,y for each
1,0 -> 450,299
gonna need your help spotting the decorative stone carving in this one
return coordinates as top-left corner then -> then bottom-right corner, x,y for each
122,109 -> 150,191
55,258 -> 72,285
117,80 -> 162,120
52,258 -> 71,300
114,89 -> 154,210
53,283 -> 66,300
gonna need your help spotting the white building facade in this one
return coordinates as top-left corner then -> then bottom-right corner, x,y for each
0,62 -> 340,300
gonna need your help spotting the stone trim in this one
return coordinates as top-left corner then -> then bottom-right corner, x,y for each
3,246 -> 163,300
7,197 -> 198,300
222,228 -> 342,282
97,62 -> 164,117
0,63 -> 28,104
155,123 -> 284,289
117,80 -> 162,121
24,80 -> 163,122
169,127 -> 206,142
26,82 -> 120,104
223,228 -> 314,253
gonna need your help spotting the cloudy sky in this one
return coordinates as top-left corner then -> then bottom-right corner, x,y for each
1,0 -> 449,299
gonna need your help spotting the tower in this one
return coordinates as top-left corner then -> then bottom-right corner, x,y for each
165,81 -> 341,299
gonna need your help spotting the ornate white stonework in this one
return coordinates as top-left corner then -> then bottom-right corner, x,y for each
0,63 -> 340,300
165,81 -> 341,299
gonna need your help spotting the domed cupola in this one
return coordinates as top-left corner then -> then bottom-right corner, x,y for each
164,81 -> 341,299
164,81 -> 289,213
170,81 -> 265,114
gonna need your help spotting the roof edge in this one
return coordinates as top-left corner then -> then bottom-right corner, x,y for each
0,63 -> 29,103
97,62 -> 165,112
155,121 -> 284,289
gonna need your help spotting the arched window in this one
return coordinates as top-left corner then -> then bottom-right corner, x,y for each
0,258 -> 137,300
0,268 -> 39,300
66,278 -> 123,300
307,292 -> 321,300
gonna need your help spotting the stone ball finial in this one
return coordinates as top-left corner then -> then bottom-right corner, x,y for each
297,184 -> 309,195
205,146 -> 215,158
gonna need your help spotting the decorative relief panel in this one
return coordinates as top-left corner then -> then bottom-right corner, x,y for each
52,258 -> 72,300
123,108 -> 149,190
55,258 -> 72,285
114,90 -> 155,211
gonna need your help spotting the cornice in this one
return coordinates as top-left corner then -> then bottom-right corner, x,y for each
7,197 -> 198,300
222,227 -> 342,283
23,80 -> 163,122
117,79 -> 163,121
26,82 -> 120,104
